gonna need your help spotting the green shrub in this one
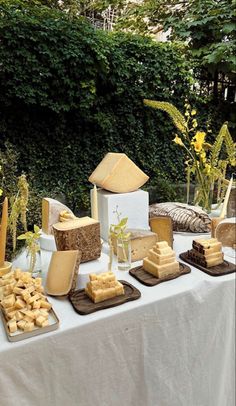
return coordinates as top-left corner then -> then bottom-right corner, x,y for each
0,2 -> 232,214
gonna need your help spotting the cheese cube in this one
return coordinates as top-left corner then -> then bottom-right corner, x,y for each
8,320 -> 17,333
23,322 -> 34,332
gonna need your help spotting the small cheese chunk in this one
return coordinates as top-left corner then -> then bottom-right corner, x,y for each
8,320 -> 17,333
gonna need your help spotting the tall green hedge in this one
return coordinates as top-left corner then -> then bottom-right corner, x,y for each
0,2 -> 204,212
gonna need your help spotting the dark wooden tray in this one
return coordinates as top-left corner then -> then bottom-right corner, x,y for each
179,252 -> 236,276
69,280 -> 141,315
129,262 -> 191,286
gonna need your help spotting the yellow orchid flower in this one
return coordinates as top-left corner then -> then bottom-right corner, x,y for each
191,109 -> 197,116
173,135 -> 184,147
192,131 -> 206,152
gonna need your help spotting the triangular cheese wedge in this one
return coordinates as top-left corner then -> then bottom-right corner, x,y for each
42,198 -> 75,235
89,153 -> 149,193
46,250 -> 81,296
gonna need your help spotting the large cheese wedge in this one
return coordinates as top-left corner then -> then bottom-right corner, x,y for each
42,198 -> 75,235
112,229 -> 157,262
46,250 -> 81,296
53,217 -> 101,263
88,153 -> 149,193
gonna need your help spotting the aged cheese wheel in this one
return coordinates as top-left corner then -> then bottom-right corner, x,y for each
53,217 -> 101,263
215,218 -> 236,248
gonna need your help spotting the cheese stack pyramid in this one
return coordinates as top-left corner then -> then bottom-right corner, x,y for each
188,238 -> 224,267
143,241 -> 179,278
85,271 -> 124,303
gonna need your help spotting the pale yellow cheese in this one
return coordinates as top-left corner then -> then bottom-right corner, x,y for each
85,272 -> 124,303
148,249 -> 175,265
42,197 -> 75,235
113,229 -> 157,262
153,246 -> 173,255
149,216 -> 173,248
89,153 -> 149,193
143,258 -> 179,278
53,216 -> 97,231
45,250 -> 80,296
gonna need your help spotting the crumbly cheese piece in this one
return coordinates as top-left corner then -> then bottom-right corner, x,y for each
85,271 -> 124,303
88,152 -> 149,193
153,246 -> 173,255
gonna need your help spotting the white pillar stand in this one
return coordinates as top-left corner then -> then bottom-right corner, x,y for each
91,188 -> 149,241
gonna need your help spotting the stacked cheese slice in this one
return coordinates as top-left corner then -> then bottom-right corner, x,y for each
85,272 -> 124,303
188,238 -> 224,267
0,269 -> 52,333
143,241 -> 179,278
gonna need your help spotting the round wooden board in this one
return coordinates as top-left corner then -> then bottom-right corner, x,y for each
179,252 -> 236,276
69,280 -> 141,315
129,262 -> 191,286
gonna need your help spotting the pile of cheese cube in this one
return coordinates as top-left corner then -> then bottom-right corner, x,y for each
85,271 -> 124,303
0,268 -> 52,334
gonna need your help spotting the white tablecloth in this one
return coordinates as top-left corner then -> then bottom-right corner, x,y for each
0,234 -> 235,406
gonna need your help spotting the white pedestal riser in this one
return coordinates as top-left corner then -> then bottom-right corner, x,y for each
91,189 -> 149,241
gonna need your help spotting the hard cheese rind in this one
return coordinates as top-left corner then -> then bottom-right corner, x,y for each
143,241 -> 179,278
89,153 -> 149,193
42,198 -> 75,235
46,250 -> 81,296
53,217 -> 101,263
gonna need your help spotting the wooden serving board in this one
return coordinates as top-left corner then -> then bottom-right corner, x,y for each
129,262 -> 191,286
179,252 -> 236,276
69,281 -> 141,315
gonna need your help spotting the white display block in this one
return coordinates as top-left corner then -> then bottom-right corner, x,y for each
91,188 -> 149,241
40,232 -> 57,252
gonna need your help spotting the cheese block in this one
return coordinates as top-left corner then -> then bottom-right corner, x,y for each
187,249 -> 224,267
85,271 -> 124,303
143,258 -> 179,278
142,240 -> 180,278
192,239 -> 222,254
89,153 -> 149,193
112,229 -> 157,262
46,250 -> 81,296
149,216 -> 173,248
188,237 -> 224,268
148,249 -> 175,265
215,219 -> 236,248
42,198 -> 75,235
53,217 -> 101,263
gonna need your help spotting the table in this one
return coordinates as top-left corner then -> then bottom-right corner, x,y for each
0,234 -> 235,406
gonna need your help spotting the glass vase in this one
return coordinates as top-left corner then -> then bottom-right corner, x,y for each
117,236 -> 131,271
26,245 -> 42,278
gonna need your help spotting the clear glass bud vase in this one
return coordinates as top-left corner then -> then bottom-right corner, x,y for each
26,245 -> 42,278
117,236 -> 131,271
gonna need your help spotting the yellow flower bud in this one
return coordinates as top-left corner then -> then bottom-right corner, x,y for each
191,109 -> 197,116
173,135 -> 184,147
